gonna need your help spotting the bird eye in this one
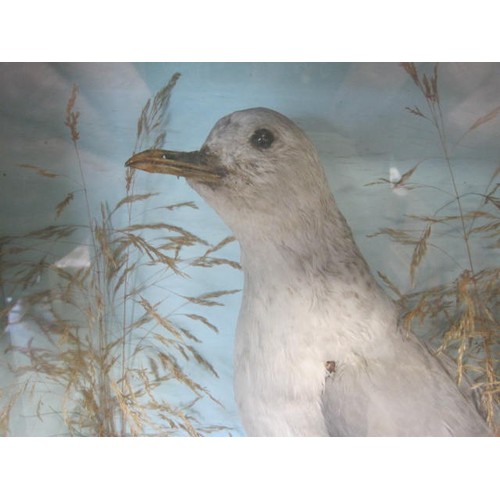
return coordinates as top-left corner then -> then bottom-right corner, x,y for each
250,128 -> 274,149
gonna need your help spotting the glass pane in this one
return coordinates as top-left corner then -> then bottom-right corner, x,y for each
1,62 -> 498,436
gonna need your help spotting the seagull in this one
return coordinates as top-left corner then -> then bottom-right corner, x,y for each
126,107 -> 491,436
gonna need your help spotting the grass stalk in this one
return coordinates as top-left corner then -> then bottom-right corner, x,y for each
1,73 -> 238,436
374,63 -> 499,431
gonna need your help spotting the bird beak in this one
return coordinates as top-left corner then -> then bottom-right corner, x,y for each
125,149 -> 226,183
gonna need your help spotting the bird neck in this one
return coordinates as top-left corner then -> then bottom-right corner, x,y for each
234,195 -> 369,283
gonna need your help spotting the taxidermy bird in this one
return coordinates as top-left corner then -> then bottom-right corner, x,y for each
126,107 -> 491,436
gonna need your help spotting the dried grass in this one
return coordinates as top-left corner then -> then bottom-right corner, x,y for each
0,74 -> 237,436
370,63 -> 499,432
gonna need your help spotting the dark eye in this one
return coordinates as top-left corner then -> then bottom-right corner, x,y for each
250,128 -> 274,149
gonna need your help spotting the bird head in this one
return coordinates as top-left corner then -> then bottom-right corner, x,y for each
126,108 -> 332,237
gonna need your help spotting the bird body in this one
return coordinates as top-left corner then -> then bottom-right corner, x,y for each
232,193 -> 487,436
127,107 -> 491,436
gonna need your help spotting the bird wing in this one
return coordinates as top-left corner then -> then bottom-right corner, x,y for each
320,333 -> 492,436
